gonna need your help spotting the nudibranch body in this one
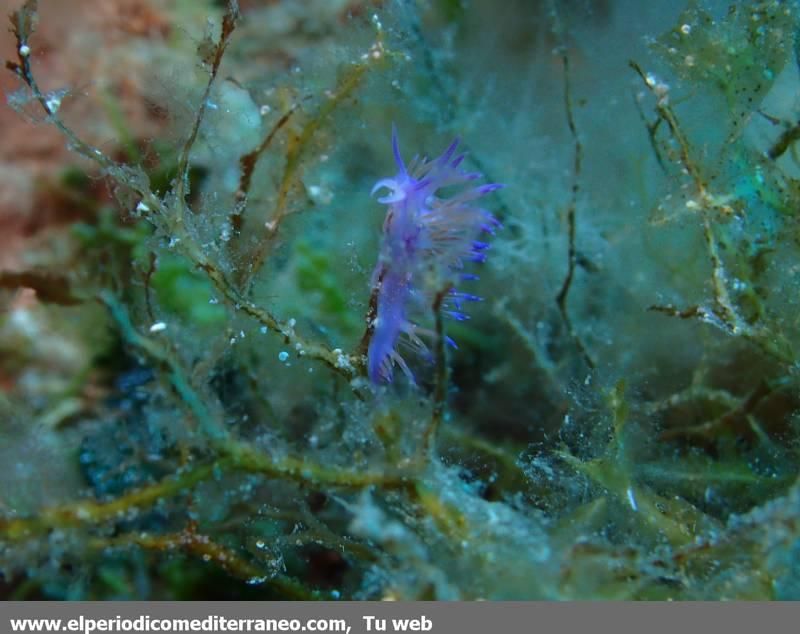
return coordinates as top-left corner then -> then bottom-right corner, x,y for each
367,127 -> 502,384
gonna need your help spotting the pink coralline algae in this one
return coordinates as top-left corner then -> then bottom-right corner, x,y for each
367,127 -> 502,384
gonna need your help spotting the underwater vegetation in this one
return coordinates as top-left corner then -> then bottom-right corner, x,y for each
0,0 -> 799,599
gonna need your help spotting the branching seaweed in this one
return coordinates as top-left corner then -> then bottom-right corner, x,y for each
549,1 -> 595,370
630,60 -> 793,365
2,0 -> 800,601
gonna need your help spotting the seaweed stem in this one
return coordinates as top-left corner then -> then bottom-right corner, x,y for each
173,1 -> 240,219
421,286 -> 451,457
550,2 -> 594,370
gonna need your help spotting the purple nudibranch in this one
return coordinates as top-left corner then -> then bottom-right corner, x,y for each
367,126 -> 502,384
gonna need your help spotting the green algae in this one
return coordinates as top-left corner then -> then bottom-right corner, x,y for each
1,0 -> 799,600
